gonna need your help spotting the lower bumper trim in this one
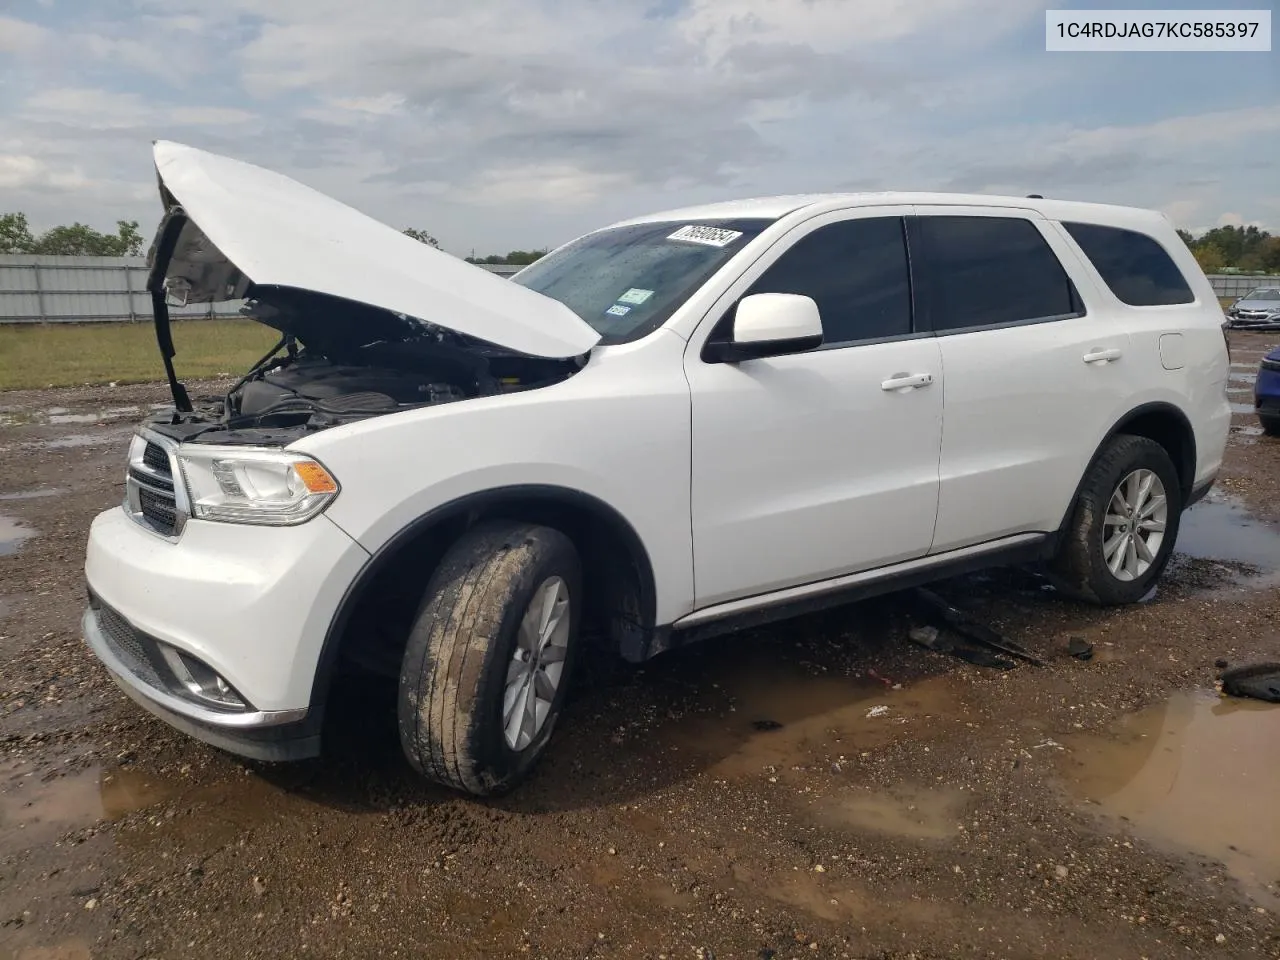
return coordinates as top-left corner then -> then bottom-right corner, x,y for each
83,606 -> 321,762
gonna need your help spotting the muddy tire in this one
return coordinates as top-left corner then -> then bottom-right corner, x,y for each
1049,434 -> 1182,605
397,521 -> 581,796
1261,415 -> 1280,438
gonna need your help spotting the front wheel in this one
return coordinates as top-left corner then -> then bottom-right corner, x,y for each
1049,434 -> 1183,605
397,521 -> 582,796
1260,415 -> 1280,438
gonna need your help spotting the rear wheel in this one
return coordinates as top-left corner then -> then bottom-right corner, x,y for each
397,521 -> 581,796
1261,415 -> 1280,437
1049,434 -> 1182,605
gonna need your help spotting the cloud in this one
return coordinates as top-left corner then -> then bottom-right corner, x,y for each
21,88 -> 257,131
0,0 -> 1275,250
0,15 -> 50,52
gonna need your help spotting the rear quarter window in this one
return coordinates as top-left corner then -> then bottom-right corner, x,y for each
1062,222 -> 1194,307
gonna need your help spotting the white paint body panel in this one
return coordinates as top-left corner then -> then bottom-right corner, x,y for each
152,141 -> 600,358
293,332 -> 697,624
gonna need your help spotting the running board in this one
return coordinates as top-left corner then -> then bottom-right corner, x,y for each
667,533 -> 1050,647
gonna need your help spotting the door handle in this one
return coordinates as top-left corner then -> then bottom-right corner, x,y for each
1082,347 -> 1123,365
881,373 -> 934,392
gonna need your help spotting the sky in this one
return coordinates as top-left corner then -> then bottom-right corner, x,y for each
0,0 -> 1276,257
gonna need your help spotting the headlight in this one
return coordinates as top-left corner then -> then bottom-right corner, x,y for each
175,446 -> 339,525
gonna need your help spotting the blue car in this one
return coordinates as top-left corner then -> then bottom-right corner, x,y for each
1258,346 -> 1280,436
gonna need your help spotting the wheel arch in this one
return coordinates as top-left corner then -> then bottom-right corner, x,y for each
308,485 -> 659,716
1057,401 -> 1197,535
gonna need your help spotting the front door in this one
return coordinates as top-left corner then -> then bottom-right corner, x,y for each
684,210 -> 945,609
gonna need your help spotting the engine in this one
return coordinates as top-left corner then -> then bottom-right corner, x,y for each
230,357 -> 469,429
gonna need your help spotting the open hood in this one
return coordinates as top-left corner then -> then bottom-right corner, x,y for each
149,140 -> 601,359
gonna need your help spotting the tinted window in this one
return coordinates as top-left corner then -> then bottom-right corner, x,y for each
917,216 -> 1079,331
512,218 -> 773,344
741,216 -> 912,345
1063,222 -> 1194,306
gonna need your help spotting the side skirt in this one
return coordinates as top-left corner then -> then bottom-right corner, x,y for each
634,533 -> 1055,660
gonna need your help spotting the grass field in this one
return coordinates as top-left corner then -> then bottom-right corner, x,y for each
0,320 -> 279,391
0,301 -> 1242,391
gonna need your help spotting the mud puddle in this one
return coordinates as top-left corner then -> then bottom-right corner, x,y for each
807,782 -> 966,841
1059,689 -> 1280,905
0,515 -> 37,556
675,655 -> 967,781
1174,491 -> 1280,580
0,762 -> 175,855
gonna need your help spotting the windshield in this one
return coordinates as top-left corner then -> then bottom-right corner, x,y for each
1242,288 -> 1280,301
511,218 -> 774,344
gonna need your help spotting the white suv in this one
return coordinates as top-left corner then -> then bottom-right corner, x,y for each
83,142 -> 1230,795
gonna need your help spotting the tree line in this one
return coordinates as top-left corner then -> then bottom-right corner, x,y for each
9,210 -> 1274,276
1177,225 -> 1280,275
1,213 -> 548,265
1,212 -> 144,256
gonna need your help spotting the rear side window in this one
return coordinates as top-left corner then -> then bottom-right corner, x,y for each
742,216 -> 912,346
1062,222 -> 1194,306
915,216 -> 1080,332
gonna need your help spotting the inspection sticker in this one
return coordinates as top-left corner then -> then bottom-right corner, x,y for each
667,225 -> 744,247
605,304 -> 632,317
617,287 -> 654,305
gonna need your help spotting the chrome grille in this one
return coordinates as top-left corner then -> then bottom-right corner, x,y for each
124,432 -> 187,538
142,441 -> 171,474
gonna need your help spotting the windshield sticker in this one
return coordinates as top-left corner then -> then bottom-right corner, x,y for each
617,287 -> 654,306
605,304 -> 632,317
667,225 -> 744,247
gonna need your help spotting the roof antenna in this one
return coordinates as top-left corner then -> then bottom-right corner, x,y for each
1026,194 -> 1044,199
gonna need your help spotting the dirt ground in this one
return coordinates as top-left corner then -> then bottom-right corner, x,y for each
2,335 -> 1279,960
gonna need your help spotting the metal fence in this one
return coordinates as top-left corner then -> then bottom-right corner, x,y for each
0,253 -> 1271,324
1212,274 -> 1280,300
0,256 -> 523,324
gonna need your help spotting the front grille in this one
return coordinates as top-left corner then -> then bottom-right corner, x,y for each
126,435 -> 183,537
128,466 -> 173,491
142,441 -> 171,474
95,601 -> 165,691
139,486 -> 179,533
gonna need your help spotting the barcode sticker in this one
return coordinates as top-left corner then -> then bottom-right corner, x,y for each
667,225 -> 744,247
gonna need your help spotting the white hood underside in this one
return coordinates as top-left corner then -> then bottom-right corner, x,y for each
151,140 -> 601,359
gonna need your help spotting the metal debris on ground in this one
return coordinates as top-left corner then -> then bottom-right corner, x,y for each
1219,662 -> 1280,703
911,587 -> 1047,667
1067,637 -> 1095,661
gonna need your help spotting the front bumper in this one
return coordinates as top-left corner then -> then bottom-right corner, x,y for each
83,602 -> 321,761
82,505 -> 371,758
1227,314 -> 1280,330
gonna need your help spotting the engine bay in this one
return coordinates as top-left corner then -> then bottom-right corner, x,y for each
146,289 -> 586,445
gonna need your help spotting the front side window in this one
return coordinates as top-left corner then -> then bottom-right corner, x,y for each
510,218 -> 773,344
1063,222 -> 1194,307
915,215 -> 1080,331
739,216 -> 913,346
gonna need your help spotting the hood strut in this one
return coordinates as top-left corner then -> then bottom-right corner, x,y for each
147,210 -> 193,413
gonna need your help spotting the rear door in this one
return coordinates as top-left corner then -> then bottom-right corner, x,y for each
909,207 -> 1132,552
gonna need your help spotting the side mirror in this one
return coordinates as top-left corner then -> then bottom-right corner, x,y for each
703,293 -> 824,363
